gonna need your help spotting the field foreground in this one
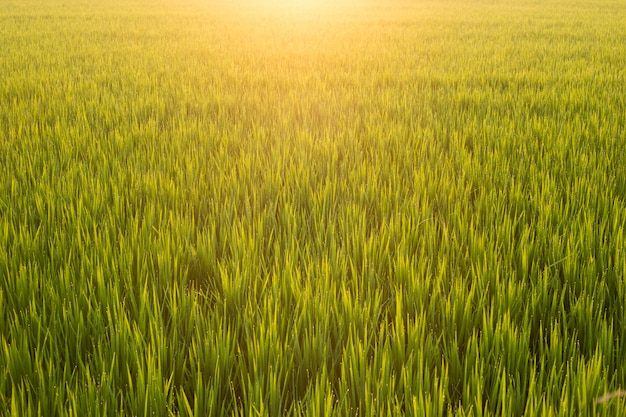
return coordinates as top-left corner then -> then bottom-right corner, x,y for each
1,0 -> 626,415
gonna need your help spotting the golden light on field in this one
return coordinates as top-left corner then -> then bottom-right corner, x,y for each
245,0 -> 360,16
256,0 -> 332,11
265,0 -> 325,10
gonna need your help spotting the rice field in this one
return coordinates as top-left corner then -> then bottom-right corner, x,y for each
1,0 -> 626,415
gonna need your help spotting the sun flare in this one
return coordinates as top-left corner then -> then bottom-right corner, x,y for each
249,0 -> 349,16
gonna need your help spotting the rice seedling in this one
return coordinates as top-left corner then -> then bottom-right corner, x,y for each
1,0 -> 625,415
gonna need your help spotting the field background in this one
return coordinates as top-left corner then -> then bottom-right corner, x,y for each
1,0 -> 626,415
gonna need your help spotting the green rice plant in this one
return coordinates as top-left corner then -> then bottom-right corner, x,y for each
1,0 -> 626,415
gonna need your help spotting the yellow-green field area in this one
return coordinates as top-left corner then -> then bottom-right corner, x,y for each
1,0 -> 626,415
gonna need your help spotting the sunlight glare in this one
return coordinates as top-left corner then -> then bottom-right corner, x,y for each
251,0 -> 345,16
